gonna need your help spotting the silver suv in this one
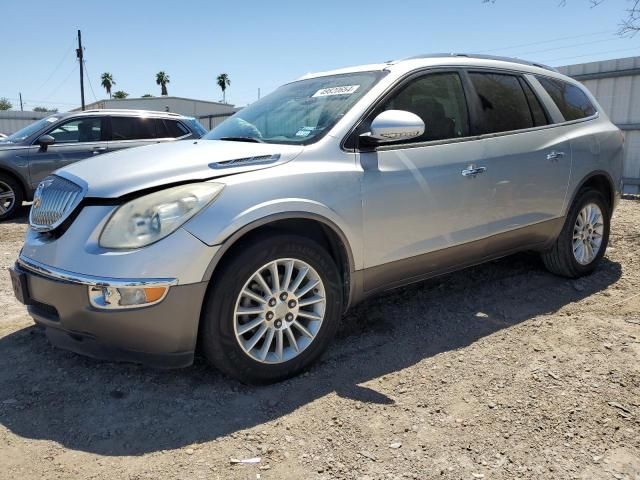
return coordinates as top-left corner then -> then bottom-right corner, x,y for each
10,54 -> 623,383
0,109 -> 207,220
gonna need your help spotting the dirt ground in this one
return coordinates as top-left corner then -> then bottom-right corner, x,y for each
0,200 -> 639,480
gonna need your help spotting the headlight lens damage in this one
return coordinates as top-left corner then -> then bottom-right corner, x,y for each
100,182 -> 224,249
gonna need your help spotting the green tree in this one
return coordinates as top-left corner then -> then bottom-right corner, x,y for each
156,71 -> 170,96
0,98 -> 12,110
33,107 -> 58,113
216,73 -> 231,103
112,91 -> 129,99
101,72 -> 115,99
141,94 -> 153,97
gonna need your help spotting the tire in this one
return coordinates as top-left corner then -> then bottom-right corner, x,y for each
0,173 -> 23,221
541,188 -> 610,278
201,233 -> 343,384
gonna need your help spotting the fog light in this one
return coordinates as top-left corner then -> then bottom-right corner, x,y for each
88,285 -> 169,309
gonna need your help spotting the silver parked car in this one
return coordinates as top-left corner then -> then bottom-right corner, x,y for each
10,54 -> 623,383
0,109 -> 207,220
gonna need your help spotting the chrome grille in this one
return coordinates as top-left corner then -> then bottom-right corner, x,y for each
29,176 -> 84,232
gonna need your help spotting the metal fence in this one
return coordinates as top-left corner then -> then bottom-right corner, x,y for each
559,56 -> 640,194
198,112 -> 234,130
0,111 -> 51,135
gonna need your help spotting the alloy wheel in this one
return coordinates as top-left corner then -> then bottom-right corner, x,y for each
233,258 -> 326,364
0,180 -> 16,216
572,202 -> 604,265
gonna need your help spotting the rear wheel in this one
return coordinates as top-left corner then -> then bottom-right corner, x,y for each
0,173 -> 23,221
541,188 -> 610,278
201,233 -> 343,384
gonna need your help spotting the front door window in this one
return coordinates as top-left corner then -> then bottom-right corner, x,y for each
47,118 -> 103,143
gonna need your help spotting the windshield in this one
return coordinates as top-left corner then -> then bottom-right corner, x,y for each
205,71 -> 385,145
184,117 -> 208,137
3,116 -> 59,143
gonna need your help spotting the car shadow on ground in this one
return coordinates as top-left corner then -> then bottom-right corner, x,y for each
0,252 -> 622,456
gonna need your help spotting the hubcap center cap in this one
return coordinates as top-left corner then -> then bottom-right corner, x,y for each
274,301 -> 289,319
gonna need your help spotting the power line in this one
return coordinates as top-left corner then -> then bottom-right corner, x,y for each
41,64 -> 78,103
476,29 -> 615,54
34,38 -> 76,93
0,96 -> 78,106
542,45 -> 640,64
515,37 -> 626,56
82,59 -> 99,103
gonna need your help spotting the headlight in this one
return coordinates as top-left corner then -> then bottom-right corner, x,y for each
100,182 -> 224,249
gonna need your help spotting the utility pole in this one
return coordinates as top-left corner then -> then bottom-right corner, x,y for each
258,88 -> 261,100
76,30 -> 85,111
19,92 -> 23,112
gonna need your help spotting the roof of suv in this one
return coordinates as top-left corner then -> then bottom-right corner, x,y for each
52,109 -> 191,120
298,53 -> 562,81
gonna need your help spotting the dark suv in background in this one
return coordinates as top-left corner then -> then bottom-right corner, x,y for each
0,109 -> 207,220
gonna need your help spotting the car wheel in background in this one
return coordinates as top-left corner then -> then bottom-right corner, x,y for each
0,173 -> 23,221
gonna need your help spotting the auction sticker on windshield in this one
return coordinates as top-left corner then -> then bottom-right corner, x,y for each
312,85 -> 360,97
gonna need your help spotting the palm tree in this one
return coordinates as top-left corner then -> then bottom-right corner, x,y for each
156,71 -> 170,96
217,73 -> 231,103
100,72 -> 115,99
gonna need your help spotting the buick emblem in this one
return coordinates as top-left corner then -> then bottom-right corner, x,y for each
33,178 -> 53,209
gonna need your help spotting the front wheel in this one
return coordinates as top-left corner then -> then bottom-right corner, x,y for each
0,173 -> 23,221
200,233 -> 343,384
541,188 -> 611,278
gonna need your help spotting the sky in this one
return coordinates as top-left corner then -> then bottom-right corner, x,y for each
1,0 -> 640,112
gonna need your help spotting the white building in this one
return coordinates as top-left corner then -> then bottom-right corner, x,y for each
559,56 -> 640,194
78,96 -> 239,130
0,110 -> 50,135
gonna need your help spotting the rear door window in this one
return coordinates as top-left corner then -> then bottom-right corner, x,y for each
468,72 -> 534,134
110,116 -> 156,141
535,76 -> 596,121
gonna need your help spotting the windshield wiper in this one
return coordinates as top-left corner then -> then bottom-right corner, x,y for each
218,136 -> 264,143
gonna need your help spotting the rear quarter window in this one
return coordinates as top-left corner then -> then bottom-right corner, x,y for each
156,119 -> 190,138
536,76 -> 596,121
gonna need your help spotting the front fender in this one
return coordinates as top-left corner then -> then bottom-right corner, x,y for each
184,197 -> 359,271
0,150 -> 32,199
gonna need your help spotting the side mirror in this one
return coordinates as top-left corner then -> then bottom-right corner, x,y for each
37,135 -> 55,150
361,110 -> 425,143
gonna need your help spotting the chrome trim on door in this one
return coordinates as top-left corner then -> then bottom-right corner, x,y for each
461,165 -> 487,177
546,151 -> 566,161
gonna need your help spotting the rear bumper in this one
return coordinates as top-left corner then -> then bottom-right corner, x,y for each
11,258 -> 208,368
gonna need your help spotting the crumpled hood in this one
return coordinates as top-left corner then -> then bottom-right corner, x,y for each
56,140 -> 303,198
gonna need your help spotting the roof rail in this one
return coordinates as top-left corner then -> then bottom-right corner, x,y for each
402,53 -> 558,73
80,109 -> 183,117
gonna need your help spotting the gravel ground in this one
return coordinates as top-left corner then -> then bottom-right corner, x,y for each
0,200 -> 639,480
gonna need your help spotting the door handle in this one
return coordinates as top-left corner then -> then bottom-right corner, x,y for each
461,165 -> 487,177
546,151 -> 566,161
92,147 -> 107,155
